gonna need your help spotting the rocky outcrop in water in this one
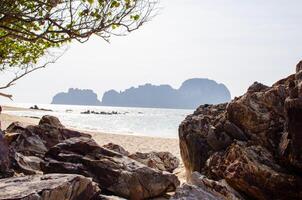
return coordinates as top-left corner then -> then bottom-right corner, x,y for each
52,88 -> 101,106
102,79 -> 231,109
177,61 -> 302,199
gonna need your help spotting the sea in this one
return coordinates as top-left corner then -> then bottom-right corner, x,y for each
3,103 -> 194,138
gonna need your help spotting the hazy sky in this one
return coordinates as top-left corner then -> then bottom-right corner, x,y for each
2,0 -> 302,104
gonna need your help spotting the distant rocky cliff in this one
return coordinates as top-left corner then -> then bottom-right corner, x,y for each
102,78 -> 231,109
51,88 -> 101,106
51,79 -> 231,109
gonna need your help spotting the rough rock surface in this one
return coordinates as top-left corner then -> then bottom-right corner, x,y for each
6,117 -> 91,158
129,152 -> 180,173
42,137 -> 180,199
12,153 -> 44,175
102,143 -> 130,156
93,195 -> 127,200
0,131 -> 12,178
179,61 -> 302,200
103,143 -> 179,172
0,174 -> 100,200
39,115 -> 64,128
206,142 -> 302,199
170,184 -> 222,200
190,172 -> 245,200
170,172 -> 244,200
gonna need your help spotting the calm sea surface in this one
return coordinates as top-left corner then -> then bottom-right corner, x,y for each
4,103 -> 193,138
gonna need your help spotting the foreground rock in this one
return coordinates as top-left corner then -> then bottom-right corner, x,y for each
0,174 -> 100,200
206,142 -> 302,199
42,137 -> 180,199
6,118 -> 90,158
0,131 -> 13,178
4,116 -> 91,176
12,153 -> 44,175
170,172 -> 244,200
103,143 -> 179,172
179,61 -> 302,199
129,152 -> 180,173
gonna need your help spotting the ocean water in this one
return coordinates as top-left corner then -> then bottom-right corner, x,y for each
4,103 -> 193,138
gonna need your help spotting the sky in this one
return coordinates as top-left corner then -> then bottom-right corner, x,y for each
1,0 -> 302,104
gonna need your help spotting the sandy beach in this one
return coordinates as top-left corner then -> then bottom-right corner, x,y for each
0,105 -> 185,180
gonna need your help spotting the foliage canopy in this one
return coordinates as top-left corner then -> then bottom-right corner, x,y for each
0,0 -> 156,98
0,0 -> 156,68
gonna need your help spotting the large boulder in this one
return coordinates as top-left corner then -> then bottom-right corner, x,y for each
206,142 -> 302,199
6,116 -> 91,158
42,137 -> 180,199
226,80 -> 288,150
178,61 -> 302,199
0,174 -> 100,200
129,151 -> 180,173
4,116 -> 91,176
179,103 -> 227,176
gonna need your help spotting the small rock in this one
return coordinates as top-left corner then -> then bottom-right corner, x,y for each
5,121 -> 27,133
102,143 -> 130,156
39,115 -> 64,128
170,184 -> 222,200
129,151 -> 180,173
13,152 -> 44,175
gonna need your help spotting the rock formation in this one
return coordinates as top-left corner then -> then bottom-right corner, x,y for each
6,117 -> 90,159
177,61 -> 302,199
0,116 -> 180,199
52,88 -> 102,106
42,137 -> 180,199
52,79 -> 231,109
129,151 -> 180,173
0,174 -> 100,200
0,131 -> 13,178
102,79 -> 231,109
103,143 -> 179,173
